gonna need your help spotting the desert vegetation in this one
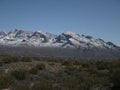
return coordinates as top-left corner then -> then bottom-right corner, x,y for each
0,56 -> 120,90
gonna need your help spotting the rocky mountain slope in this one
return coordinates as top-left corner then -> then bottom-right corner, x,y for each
0,29 -> 119,50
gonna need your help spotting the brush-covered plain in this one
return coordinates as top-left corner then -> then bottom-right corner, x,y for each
0,56 -> 120,90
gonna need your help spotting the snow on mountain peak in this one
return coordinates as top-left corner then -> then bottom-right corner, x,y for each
0,31 -> 6,38
63,31 -> 77,36
0,29 -> 118,49
36,30 -> 46,35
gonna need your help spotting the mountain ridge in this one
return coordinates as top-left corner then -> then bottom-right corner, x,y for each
0,29 -> 119,50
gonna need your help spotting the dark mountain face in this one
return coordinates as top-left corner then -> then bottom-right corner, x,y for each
15,30 -> 32,38
0,31 -> 6,38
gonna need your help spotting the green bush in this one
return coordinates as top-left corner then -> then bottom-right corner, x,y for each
0,74 -> 14,89
62,60 -> 73,67
96,61 -> 110,70
36,63 -> 46,70
2,56 -> 18,64
73,60 -> 81,65
29,67 -> 38,74
79,82 -> 91,90
21,56 -> 32,62
13,84 -> 30,90
114,59 -> 120,68
64,65 -> 78,75
11,69 -> 28,80
111,68 -> 120,88
0,61 -> 3,66
61,76 -> 80,90
32,80 -> 53,90
81,61 -> 95,68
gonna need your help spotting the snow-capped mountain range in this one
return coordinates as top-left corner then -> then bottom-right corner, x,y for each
0,29 -> 119,49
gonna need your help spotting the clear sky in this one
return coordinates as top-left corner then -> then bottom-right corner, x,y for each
0,0 -> 120,45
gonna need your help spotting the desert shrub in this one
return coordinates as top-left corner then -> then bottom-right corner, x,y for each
114,59 -> 120,68
64,65 -> 78,75
0,61 -> 3,66
81,61 -> 95,69
31,80 -> 53,90
87,67 -> 98,75
73,60 -> 81,65
2,56 -> 18,64
79,80 -> 93,90
0,74 -> 14,89
111,68 -> 120,89
93,76 -> 110,86
13,84 -> 30,90
45,58 -> 60,63
29,67 -> 38,74
62,60 -> 73,67
96,69 -> 109,77
65,65 -> 76,71
61,76 -> 80,90
21,56 -> 32,62
79,76 -> 109,90
36,63 -> 46,70
11,69 -> 28,80
96,61 -> 111,70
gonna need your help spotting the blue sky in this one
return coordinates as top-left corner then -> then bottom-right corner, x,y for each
0,0 -> 120,45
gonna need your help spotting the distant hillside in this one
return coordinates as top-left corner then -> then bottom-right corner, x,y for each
0,46 -> 120,59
